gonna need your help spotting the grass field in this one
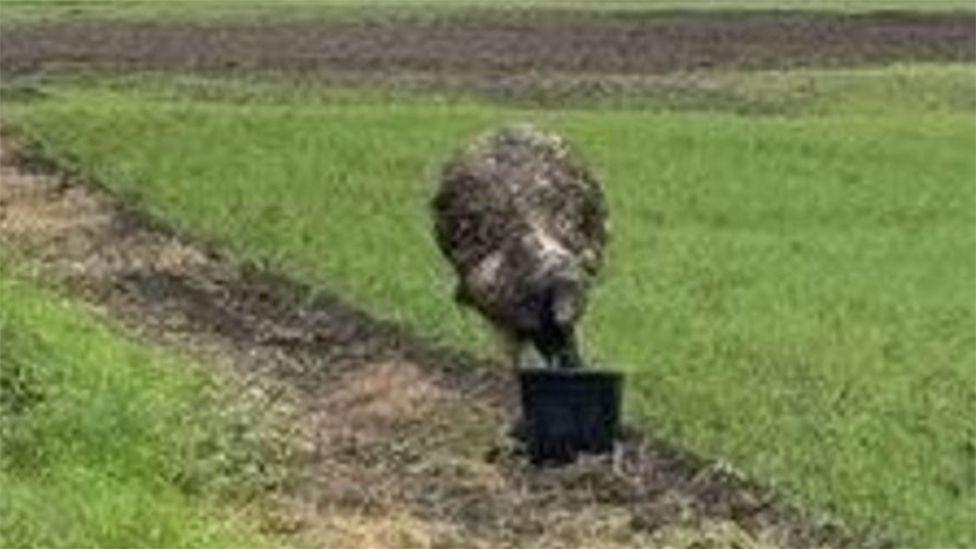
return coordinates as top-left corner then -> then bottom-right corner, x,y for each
0,257 -> 279,547
4,61 -> 974,545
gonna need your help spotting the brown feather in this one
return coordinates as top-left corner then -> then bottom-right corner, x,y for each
431,125 -> 608,367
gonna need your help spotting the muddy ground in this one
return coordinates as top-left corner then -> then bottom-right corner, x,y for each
2,10 -> 973,84
0,135 -> 887,547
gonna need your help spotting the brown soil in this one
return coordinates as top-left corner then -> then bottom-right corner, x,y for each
0,135 -> 883,547
2,10 -> 973,81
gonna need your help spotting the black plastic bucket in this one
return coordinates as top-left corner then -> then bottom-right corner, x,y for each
518,369 -> 623,465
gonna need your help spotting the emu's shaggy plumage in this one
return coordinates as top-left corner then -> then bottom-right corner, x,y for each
432,125 -> 608,369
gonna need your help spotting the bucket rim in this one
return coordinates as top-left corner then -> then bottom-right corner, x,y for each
517,368 -> 624,380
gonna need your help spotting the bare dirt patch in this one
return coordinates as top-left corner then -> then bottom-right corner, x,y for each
0,135 -> 883,547
2,10 -> 973,83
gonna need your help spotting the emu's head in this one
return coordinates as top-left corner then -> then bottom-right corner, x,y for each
516,224 -> 589,329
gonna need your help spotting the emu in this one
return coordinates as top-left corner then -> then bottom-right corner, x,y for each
432,125 -> 608,370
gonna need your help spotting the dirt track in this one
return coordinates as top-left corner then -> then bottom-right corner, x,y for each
2,10 -> 973,80
0,136 -> 883,546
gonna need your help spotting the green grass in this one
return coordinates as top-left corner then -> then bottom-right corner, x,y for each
3,64 -> 975,546
51,63 -> 975,114
0,257 -> 277,548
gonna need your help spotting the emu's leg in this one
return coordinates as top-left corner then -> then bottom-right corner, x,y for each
533,324 -> 584,370
554,326 -> 584,370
